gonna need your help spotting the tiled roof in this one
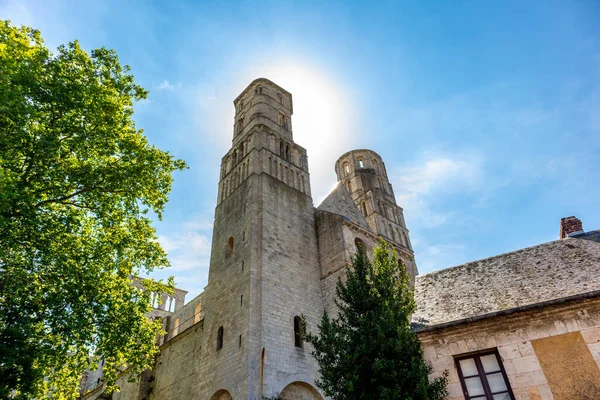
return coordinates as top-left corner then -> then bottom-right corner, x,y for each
412,231 -> 600,330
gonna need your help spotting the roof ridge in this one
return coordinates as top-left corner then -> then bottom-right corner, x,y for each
415,235 -> 595,279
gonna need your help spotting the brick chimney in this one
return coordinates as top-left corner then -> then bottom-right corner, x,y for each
560,216 -> 584,239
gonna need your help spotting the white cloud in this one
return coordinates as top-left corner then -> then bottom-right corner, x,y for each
151,213 -> 214,300
393,154 -> 484,196
157,80 -> 181,90
415,236 -> 468,273
390,153 -> 484,229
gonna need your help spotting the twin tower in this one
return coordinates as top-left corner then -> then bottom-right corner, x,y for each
128,79 -> 417,400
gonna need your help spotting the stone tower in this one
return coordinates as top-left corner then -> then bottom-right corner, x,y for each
335,149 -> 412,251
97,79 -> 415,400
203,78 -> 324,399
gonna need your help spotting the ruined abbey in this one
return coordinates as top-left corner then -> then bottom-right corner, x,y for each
83,78 -> 600,400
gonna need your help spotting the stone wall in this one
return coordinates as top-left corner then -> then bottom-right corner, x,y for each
257,172 -> 324,398
418,297 -> 600,400
316,209 -> 418,319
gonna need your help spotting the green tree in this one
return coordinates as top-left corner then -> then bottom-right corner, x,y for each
0,21 -> 186,399
302,240 -> 448,400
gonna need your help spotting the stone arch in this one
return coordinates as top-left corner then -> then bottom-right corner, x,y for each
280,381 -> 323,400
210,389 -> 232,400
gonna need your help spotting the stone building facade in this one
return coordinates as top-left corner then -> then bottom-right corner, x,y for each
413,219 -> 600,400
83,79 -> 600,400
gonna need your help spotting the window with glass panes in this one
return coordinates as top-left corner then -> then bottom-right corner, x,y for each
455,351 -> 514,400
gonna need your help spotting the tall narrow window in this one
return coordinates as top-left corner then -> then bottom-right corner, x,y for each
278,112 -> 285,127
355,238 -> 366,256
217,326 -> 224,350
294,316 -> 303,348
226,236 -> 234,257
358,158 -> 364,168
344,162 -> 350,174
285,144 -> 290,161
361,201 -> 368,217
280,140 -> 285,157
277,93 -> 283,103
346,180 -> 352,193
456,351 -> 514,400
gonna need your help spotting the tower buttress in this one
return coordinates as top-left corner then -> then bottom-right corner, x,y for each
203,78 -> 323,399
335,149 -> 414,253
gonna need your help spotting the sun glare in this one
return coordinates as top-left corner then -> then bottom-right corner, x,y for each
245,61 -> 356,201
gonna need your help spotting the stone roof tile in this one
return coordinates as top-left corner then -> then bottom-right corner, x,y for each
316,182 -> 372,231
412,231 -> 600,329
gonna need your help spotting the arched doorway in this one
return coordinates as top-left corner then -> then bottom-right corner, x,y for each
280,381 -> 323,400
210,389 -> 232,400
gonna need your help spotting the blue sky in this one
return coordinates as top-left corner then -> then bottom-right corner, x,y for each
4,0 -> 599,300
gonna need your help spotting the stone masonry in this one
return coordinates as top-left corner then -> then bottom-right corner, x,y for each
82,78 -> 417,400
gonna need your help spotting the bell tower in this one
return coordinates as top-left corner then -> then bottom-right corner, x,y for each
335,149 -> 413,252
201,79 -> 323,399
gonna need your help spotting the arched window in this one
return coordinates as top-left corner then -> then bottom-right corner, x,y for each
232,150 -> 238,165
389,224 -> 395,241
278,112 -> 285,126
346,180 -> 352,193
355,238 -> 366,256
280,140 -> 285,157
361,201 -> 367,217
285,144 -> 290,161
343,162 -> 350,174
358,158 -> 364,168
277,93 -> 283,104
237,118 -> 243,135
217,326 -> 224,350
294,316 -> 303,348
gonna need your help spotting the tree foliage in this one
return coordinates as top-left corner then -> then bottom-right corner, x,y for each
302,240 -> 448,400
0,21 -> 186,399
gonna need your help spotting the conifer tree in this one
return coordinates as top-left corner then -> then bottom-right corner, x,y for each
302,240 -> 448,400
